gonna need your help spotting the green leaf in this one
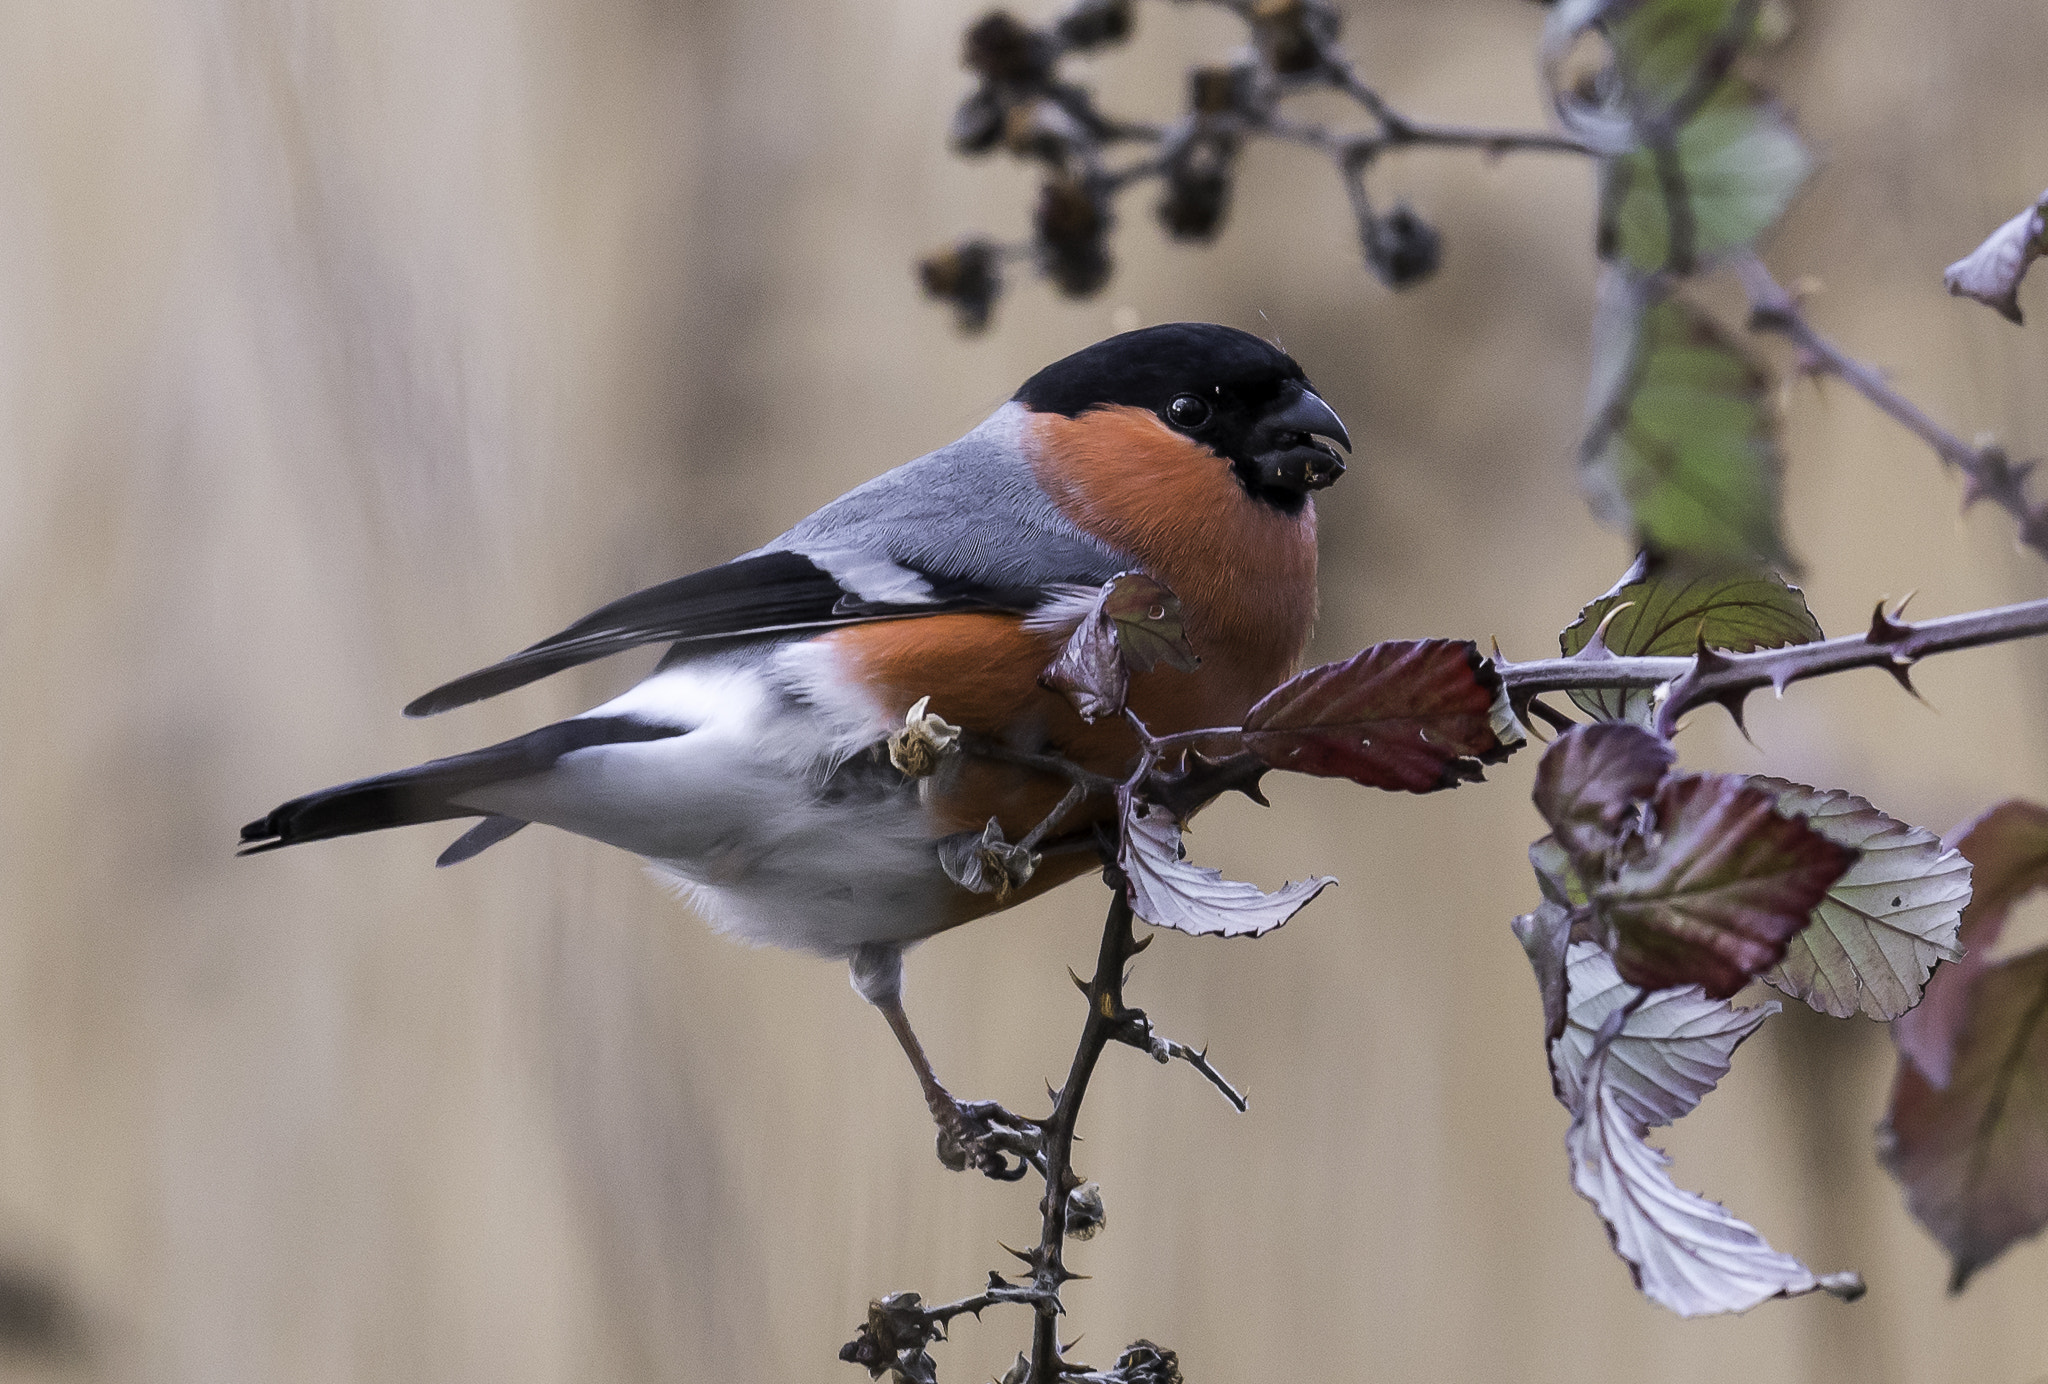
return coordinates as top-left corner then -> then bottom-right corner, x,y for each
1880,947 -> 2048,1291
1582,274 -> 1790,569
1601,92 -> 1810,274
1595,772 -> 1856,998
1606,0 -> 1758,109
1559,553 -> 1820,724
1750,779 -> 1971,1020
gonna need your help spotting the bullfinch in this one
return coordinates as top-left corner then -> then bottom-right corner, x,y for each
241,322 -> 1350,1154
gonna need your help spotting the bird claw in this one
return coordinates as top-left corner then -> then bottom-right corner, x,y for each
931,1096 -> 1043,1180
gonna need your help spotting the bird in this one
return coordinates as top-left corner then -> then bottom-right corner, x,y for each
241,322 -> 1350,1167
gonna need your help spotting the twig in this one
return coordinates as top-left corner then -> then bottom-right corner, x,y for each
1498,594 -> 2048,736
1024,883 -> 1144,1383
1736,253 -> 2048,561
1114,1012 -> 1250,1112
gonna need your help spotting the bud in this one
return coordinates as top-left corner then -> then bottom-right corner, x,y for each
887,696 -> 964,777
1188,62 -> 1262,117
1363,204 -> 1442,289
938,818 -> 1039,900
1035,176 -> 1113,297
917,241 -> 1003,332
1157,138 -> 1234,242
963,11 -> 1055,84
1112,1340 -> 1182,1384
1065,1181 -> 1107,1240
1002,97 -> 1085,163
1250,0 -> 1339,75
950,86 -> 1004,155
1056,0 -> 1134,50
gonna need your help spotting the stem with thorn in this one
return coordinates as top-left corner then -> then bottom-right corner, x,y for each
1026,884 -> 1144,1383
1736,253 -> 2048,561
1498,594 -> 2048,734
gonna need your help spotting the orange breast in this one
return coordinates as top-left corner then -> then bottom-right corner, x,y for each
819,405 -> 1321,928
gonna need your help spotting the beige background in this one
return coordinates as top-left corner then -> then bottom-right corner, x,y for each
3,1 -> 2047,1380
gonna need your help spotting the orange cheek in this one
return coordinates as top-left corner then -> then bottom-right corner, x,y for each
1026,405 -> 1319,706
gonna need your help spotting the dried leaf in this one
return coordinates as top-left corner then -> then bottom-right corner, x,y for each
1555,943 -> 1862,1315
1595,772 -> 1857,997
1748,778 -> 1970,1020
1241,639 -> 1519,793
938,818 -> 1039,900
1880,946 -> 2048,1291
1945,192 -> 2048,325
1042,573 -> 1198,722
1582,274 -> 1791,569
1532,722 -> 1676,865
1559,554 -> 1820,724
1119,797 -> 1333,938
1896,800 -> 2048,1086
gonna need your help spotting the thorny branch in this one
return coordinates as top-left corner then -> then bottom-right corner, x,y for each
920,0 -> 1592,326
1498,593 -> 2048,737
1736,253 -> 2048,561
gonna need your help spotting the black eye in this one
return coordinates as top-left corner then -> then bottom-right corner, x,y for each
1166,394 -> 1212,429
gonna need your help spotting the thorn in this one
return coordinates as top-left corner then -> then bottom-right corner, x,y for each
1890,590 -> 1918,621
1575,600 -> 1636,659
1690,632 -> 1736,673
1866,599 -> 1912,646
1885,656 -> 1928,704
998,1241 -> 1038,1267
1129,931 -> 1155,955
1068,966 -> 1089,994
1715,690 -> 1756,746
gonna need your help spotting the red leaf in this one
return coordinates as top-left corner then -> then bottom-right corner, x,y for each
1598,773 -> 1857,998
1880,947 -> 2048,1291
1042,573 -> 1198,722
1895,799 -> 2048,1086
1241,639 -> 1516,793
1532,722 -> 1676,865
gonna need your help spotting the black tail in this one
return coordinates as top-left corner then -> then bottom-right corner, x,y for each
238,715 -> 684,855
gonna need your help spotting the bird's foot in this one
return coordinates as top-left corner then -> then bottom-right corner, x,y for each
930,1095 -> 1043,1180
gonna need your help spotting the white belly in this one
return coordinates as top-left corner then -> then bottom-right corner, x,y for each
459,648 -> 957,956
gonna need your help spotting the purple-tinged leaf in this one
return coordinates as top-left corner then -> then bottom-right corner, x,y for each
1880,946 -> 2048,1291
1554,944 -> 1863,1315
1041,572 -> 1198,722
1595,773 -> 1857,998
1119,798 -> 1332,938
1748,778 -> 1970,1020
1896,800 -> 2048,1086
1532,722 -> 1675,865
1559,555 -> 1821,725
1241,639 -> 1521,793
1945,192 -> 2048,325
1513,900 -> 1574,1050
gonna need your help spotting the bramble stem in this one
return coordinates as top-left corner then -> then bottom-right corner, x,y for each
1736,254 -> 2048,562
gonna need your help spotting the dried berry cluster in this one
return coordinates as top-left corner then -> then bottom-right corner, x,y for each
919,0 -> 1579,330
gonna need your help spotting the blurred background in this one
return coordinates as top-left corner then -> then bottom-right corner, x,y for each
3,1 -> 2047,1380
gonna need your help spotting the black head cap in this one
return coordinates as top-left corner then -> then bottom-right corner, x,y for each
1013,322 -> 1350,513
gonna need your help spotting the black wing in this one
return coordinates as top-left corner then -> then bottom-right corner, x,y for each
403,549 -> 1028,717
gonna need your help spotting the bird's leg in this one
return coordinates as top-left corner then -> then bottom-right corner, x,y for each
852,944 -> 1043,1180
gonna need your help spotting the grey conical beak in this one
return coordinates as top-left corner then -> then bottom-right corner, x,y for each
1266,387 -> 1351,453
